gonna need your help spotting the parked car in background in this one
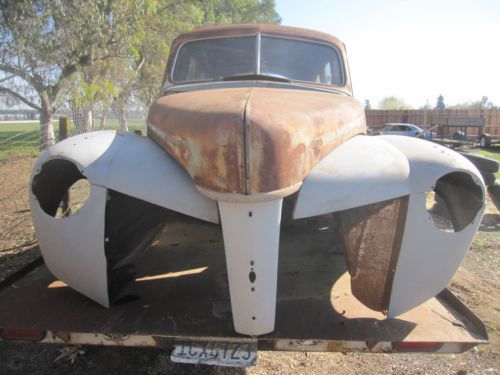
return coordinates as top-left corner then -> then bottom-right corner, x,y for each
380,123 -> 427,138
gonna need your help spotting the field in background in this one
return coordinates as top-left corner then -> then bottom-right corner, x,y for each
0,119 -> 146,161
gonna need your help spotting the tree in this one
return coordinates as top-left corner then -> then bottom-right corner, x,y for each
419,99 -> 431,110
447,96 -> 496,109
364,99 -> 371,110
378,96 -> 412,110
198,0 -> 281,24
435,94 -> 445,110
0,1 -> 145,148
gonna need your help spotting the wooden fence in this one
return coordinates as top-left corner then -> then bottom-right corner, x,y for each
365,109 -> 500,138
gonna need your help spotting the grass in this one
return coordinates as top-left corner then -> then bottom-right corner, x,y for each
474,147 -> 500,162
0,119 -> 145,160
471,146 -> 500,178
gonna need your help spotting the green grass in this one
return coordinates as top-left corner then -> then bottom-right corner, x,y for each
471,147 -> 500,178
474,148 -> 500,163
0,119 -> 145,160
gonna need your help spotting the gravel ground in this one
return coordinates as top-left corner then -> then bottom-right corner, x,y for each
0,154 -> 498,375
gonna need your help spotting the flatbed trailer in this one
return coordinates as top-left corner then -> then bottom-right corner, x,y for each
0,217 -> 488,366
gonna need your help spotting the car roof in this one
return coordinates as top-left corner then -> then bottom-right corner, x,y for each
170,24 -> 345,50
385,123 -> 421,128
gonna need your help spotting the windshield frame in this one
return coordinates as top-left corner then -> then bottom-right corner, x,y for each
169,32 -> 346,88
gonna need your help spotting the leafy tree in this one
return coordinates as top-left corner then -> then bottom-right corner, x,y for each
198,0 -> 281,24
0,0 -> 146,147
448,96 -> 496,109
435,94 -> 445,110
378,96 -> 412,110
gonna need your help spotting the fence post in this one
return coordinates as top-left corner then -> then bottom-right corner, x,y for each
58,116 -> 70,142
59,117 -> 71,217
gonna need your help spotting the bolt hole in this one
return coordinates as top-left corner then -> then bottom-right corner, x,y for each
248,211 -> 252,217
249,271 -> 256,283
250,260 -> 254,266
252,316 -> 256,320
251,287 -> 255,292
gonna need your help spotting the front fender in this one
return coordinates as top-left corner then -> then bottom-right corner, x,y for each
29,131 -> 219,307
294,135 -> 485,316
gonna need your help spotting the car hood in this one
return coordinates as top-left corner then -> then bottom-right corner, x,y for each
147,87 -> 365,196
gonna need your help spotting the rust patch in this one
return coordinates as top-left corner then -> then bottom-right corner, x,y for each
245,88 -> 365,193
340,196 -> 409,312
148,87 -> 365,195
148,88 -> 250,193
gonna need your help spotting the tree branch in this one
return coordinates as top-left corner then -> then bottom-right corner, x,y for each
0,63 -> 42,90
0,86 -> 41,111
0,74 -> 14,84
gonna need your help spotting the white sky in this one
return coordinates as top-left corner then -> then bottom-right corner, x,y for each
276,0 -> 500,108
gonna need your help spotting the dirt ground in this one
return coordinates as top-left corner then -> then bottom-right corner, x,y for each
0,154 -> 498,375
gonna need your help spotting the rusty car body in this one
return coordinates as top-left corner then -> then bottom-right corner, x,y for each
29,24 -> 486,337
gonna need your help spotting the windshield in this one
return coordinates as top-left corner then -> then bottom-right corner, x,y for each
172,36 -> 257,82
171,35 -> 344,86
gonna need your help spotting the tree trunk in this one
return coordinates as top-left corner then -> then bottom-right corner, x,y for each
40,106 -> 55,149
118,110 -> 128,132
113,96 -> 128,132
99,108 -> 109,130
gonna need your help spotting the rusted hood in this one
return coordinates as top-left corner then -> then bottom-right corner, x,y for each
147,87 -> 365,195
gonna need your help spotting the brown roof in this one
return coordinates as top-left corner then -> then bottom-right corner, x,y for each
170,24 -> 345,49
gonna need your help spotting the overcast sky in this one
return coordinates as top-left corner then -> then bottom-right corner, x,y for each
275,0 -> 500,108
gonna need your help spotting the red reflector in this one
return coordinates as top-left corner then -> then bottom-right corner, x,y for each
1,328 -> 46,341
394,341 -> 442,352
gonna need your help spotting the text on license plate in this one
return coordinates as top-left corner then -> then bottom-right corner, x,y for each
171,341 -> 257,367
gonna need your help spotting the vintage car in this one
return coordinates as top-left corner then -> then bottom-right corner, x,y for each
29,24 -> 485,336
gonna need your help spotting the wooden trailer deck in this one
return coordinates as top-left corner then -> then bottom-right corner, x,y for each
0,216 -> 488,353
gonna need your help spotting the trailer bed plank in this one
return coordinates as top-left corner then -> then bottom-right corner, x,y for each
0,218 -> 487,344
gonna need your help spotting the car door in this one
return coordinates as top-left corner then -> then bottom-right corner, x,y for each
400,125 -> 413,137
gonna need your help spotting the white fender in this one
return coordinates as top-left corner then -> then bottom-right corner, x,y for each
388,192 -> 483,317
32,131 -> 219,223
293,135 -> 411,218
30,131 -> 219,307
294,135 -> 485,317
379,135 -> 484,193
30,185 -> 109,306
379,136 -> 485,316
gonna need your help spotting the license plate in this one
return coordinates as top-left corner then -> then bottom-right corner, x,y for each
171,341 -> 257,367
